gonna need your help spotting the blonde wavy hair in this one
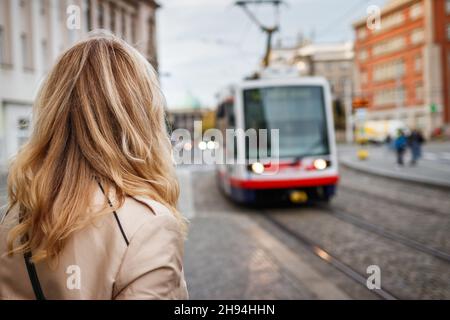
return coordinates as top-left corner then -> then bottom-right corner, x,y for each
6,32 -> 185,262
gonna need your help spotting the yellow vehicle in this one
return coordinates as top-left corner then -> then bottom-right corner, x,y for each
355,120 -> 409,144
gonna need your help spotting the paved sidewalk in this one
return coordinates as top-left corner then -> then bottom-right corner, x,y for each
338,142 -> 450,188
177,167 -> 351,300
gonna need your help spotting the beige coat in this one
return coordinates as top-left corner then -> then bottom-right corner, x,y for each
0,189 -> 188,300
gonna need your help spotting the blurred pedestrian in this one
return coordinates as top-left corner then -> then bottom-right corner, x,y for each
0,32 -> 188,300
385,134 -> 395,151
394,129 -> 407,166
408,129 -> 425,166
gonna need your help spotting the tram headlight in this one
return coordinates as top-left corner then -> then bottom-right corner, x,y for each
183,142 -> 192,151
206,141 -> 216,150
251,162 -> 265,174
313,158 -> 327,170
198,141 -> 207,150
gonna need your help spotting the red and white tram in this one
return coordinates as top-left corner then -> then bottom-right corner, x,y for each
215,76 -> 339,204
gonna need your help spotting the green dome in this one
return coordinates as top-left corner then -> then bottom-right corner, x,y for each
182,92 -> 201,109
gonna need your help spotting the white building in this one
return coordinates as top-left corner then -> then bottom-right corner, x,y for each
270,41 -> 354,102
0,0 -> 159,168
269,41 -> 354,131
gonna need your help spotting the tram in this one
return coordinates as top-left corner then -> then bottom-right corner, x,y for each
215,75 -> 339,204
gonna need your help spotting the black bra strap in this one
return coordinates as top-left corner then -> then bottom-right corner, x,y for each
19,210 -> 46,300
97,181 -> 130,246
23,250 -> 46,300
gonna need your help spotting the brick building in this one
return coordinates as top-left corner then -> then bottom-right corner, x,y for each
353,0 -> 450,137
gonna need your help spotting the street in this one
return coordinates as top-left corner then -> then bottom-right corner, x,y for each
1,145 -> 449,300
178,146 -> 450,300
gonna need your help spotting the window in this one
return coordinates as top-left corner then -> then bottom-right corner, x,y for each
415,55 -> 422,72
410,3 -> 423,19
85,0 -> 92,30
147,16 -> 155,57
358,49 -> 368,61
131,14 -> 137,43
374,87 -> 405,106
110,4 -> 116,32
41,39 -> 48,71
447,0 -> 450,14
397,86 -> 405,104
243,86 -> 329,159
0,0 -> 12,67
0,26 -> 4,64
415,83 -> 423,101
21,33 -> 30,70
17,117 -> 31,148
20,0 -> 33,70
373,36 -> 406,56
40,0 -> 47,16
98,3 -> 104,28
447,24 -> 450,40
374,59 -> 404,82
121,9 -> 126,36
411,29 -> 425,44
340,61 -> 350,71
375,12 -> 404,33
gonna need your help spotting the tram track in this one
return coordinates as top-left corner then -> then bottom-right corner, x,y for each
337,184 -> 450,218
260,211 -> 400,300
261,201 -> 450,300
317,204 -> 450,263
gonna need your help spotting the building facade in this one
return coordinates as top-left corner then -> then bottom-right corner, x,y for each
270,41 -> 354,130
0,0 -> 159,167
166,92 -> 214,139
353,0 -> 450,137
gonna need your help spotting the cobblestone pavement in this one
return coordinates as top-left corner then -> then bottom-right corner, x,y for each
180,165 -> 450,300
180,167 -> 349,300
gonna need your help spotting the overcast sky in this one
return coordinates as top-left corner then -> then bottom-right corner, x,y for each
158,0 -> 387,109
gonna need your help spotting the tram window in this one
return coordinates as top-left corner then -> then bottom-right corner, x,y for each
243,86 -> 329,159
217,100 -> 237,158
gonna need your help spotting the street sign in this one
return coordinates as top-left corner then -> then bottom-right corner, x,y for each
430,103 -> 437,113
352,97 -> 369,109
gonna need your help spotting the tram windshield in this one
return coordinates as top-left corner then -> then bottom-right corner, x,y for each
243,85 -> 330,159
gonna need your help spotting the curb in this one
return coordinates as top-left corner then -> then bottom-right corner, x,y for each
340,157 -> 450,189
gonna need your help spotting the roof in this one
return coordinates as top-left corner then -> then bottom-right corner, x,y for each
271,41 -> 354,63
125,0 -> 161,8
353,0 -> 417,28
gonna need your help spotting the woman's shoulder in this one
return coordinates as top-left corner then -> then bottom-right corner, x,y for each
115,195 -> 181,242
113,196 -> 187,300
